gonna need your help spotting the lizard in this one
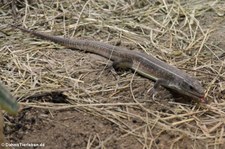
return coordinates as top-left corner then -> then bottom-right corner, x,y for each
11,25 -> 205,103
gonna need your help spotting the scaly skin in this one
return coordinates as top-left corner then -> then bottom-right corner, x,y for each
11,25 -> 205,102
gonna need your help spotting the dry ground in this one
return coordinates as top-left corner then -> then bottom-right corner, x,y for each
0,0 -> 225,149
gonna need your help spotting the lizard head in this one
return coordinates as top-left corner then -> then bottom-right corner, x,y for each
169,77 -> 205,103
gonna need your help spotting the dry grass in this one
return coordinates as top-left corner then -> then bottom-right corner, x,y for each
0,0 -> 225,148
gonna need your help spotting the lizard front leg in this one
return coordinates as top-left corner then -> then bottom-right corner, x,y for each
148,79 -> 169,100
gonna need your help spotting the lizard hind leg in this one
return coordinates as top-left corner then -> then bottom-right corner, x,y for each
103,59 -> 132,79
112,59 -> 133,74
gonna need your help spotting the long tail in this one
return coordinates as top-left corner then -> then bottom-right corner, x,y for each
10,24 -> 123,61
10,24 -> 70,45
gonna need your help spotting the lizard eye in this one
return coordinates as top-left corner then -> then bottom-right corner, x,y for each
189,85 -> 194,90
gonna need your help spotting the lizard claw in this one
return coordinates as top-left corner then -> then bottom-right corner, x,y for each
148,87 -> 157,100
